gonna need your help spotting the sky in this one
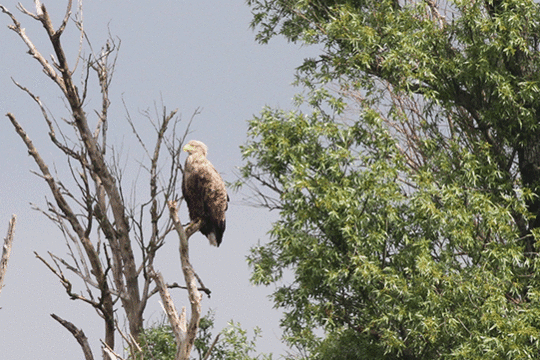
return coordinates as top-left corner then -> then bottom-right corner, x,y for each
0,1 -> 318,358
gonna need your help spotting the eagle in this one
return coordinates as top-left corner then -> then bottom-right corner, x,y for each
182,140 -> 229,246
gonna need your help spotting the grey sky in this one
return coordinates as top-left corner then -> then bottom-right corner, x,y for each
0,1 -> 317,358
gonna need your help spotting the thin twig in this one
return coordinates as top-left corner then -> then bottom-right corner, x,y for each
202,333 -> 221,360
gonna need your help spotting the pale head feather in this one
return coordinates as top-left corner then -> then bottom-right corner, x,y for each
183,140 -> 208,158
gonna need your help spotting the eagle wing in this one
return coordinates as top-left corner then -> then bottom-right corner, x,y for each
201,160 -> 228,223
182,157 -> 228,245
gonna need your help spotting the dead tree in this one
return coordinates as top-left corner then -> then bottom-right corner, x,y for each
1,1 -> 207,359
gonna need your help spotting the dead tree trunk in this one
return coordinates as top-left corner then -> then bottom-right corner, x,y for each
1,1 -> 206,358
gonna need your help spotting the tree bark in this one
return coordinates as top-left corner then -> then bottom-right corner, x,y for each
167,201 -> 203,360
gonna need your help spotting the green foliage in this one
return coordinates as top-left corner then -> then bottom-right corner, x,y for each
132,312 -> 272,360
242,88 -> 540,359
312,328 -> 385,360
218,322 -> 273,360
195,311 -> 273,360
241,0 -> 540,358
134,321 -> 176,360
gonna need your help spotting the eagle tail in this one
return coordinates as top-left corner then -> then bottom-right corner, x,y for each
207,233 -> 219,247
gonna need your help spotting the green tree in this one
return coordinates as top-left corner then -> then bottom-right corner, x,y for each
239,0 -> 540,358
133,312 -> 272,360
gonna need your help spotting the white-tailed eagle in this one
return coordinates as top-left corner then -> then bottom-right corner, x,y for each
182,140 -> 229,246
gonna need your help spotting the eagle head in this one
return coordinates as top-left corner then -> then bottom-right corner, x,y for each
183,140 -> 208,157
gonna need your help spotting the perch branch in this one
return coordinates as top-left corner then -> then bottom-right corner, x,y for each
168,200 -> 203,360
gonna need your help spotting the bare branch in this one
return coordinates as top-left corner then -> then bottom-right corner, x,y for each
101,339 -> 126,360
0,5 -> 66,90
7,113 -> 82,237
51,313 -> 94,360
19,9 -> 139,312
57,0 -> 73,37
6,111 -> 117,347
148,281 -> 211,298
34,251 -> 99,306
0,215 -> 17,298
6,112 -> 107,283
116,325 -> 142,360
10,78 -> 84,162
7,5 -> 142,332
16,1 -> 40,20
149,268 -> 184,348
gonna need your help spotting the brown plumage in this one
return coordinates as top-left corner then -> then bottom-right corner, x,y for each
182,140 -> 229,246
